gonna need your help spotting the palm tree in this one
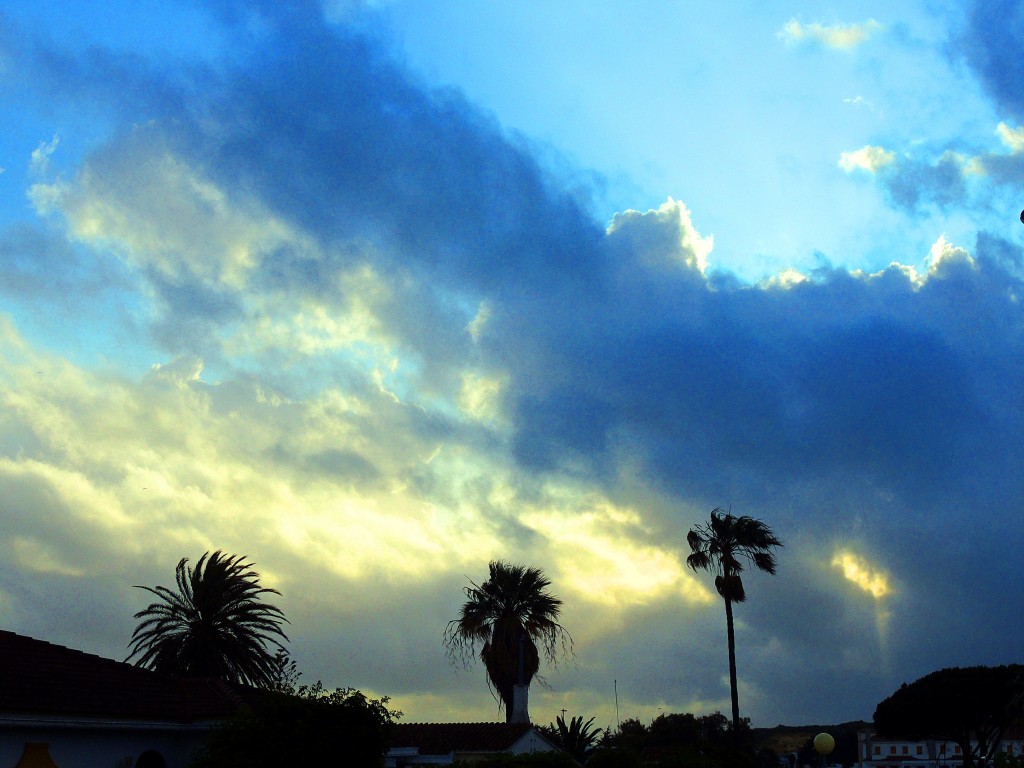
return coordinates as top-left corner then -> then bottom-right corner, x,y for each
686,509 -> 782,733
127,550 -> 289,688
546,714 -> 604,763
443,560 -> 571,723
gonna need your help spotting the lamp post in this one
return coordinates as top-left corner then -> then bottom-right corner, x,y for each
815,733 -> 836,768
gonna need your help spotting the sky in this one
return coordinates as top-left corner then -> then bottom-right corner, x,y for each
0,0 -> 1022,730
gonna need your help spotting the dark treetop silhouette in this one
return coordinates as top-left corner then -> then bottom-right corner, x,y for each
127,550 -> 289,688
443,560 -> 571,723
874,665 -> 1024,768
686,509 -> 782,733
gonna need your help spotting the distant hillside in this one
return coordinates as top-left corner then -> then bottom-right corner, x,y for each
750,721 -> 870,766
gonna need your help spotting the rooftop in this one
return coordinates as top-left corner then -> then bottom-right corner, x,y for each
0,629 -> 257,723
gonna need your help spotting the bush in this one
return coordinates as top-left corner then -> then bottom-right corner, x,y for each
189,683 -> 398,768
586,748 -> 644,768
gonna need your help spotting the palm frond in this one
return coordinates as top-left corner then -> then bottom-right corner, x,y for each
443,560 -> 572,716
126,550 -> 289,688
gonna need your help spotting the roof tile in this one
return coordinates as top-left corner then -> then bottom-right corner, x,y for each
0,630 -> 249,722
390,722 -> 540,755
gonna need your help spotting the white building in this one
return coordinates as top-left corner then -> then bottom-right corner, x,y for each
857,728 -> 1024,768
385,722 -> 560,766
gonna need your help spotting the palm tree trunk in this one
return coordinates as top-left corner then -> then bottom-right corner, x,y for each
724,596 -> 740,733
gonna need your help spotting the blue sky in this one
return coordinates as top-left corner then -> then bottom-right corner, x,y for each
1,0 -> 1023,729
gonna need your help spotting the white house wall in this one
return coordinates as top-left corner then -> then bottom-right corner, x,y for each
0,719 -> 212,768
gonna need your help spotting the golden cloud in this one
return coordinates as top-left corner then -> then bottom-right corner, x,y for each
831,550 -> 891,598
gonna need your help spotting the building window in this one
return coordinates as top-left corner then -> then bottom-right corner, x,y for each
891,747 -> 897,755
954,746 -> 961,754
902,747 -> 909,755
917,746 -> 924,755
875,747 -> 881,755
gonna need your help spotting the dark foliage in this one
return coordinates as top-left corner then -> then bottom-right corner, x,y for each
647,711 -> 731,747
874,665 -> 1024,768
602,711 -> 756,768
189,683 -> 398,768
585,748 -> 644,768
127,551 -> 288,688
267,648 -> 301,694
540,714 -> 604,762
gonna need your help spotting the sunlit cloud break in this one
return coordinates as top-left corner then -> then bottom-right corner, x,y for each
779,19 -> 882,50
832,551 -> 891,599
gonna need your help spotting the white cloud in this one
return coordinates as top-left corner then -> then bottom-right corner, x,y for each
759,268 -> 808,290
150,355 -> 205,384
839,145 -> 895,173
843,96 -> 875,110
995,121 -> 1024,153
0,314 -> 702,666
606,197 -> 713,274
30,136 -> 60,176
45,138 -> 306,290
458,371 -> 507,424
779,18 -> 882,50
927,235 -> 975,275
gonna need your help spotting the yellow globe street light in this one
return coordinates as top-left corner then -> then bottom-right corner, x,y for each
814,732 -> 836,768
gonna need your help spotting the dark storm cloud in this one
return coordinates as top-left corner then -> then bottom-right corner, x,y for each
501,250 -> 1021,512
878,154 -> 967,212
980,151 -> 1024,187
961,0 -> 1024,123
180,11 -> 605,299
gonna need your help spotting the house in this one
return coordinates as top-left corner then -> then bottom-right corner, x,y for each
857,727 -> 1024,768
386,721 -> 560,765
0,630 -> 256,768
0,630 -> 564,767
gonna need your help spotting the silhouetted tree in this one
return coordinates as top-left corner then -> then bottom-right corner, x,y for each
268,648 -> 301,694
542,714 -> 604,763
646,711 -> 731,747
686,509 -> 782,732
601,710 -> 745,766
874,665 -> 1024,768
127,551 -> 288,688
443,561 -> 571,722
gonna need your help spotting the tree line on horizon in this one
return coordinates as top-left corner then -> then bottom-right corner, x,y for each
121,509 -> 1023,767
124,509 -> 781,730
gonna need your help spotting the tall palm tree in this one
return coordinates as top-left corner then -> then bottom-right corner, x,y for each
686,509 -> 782,733
443,560 -> 571,723
127,550 -> 289,688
